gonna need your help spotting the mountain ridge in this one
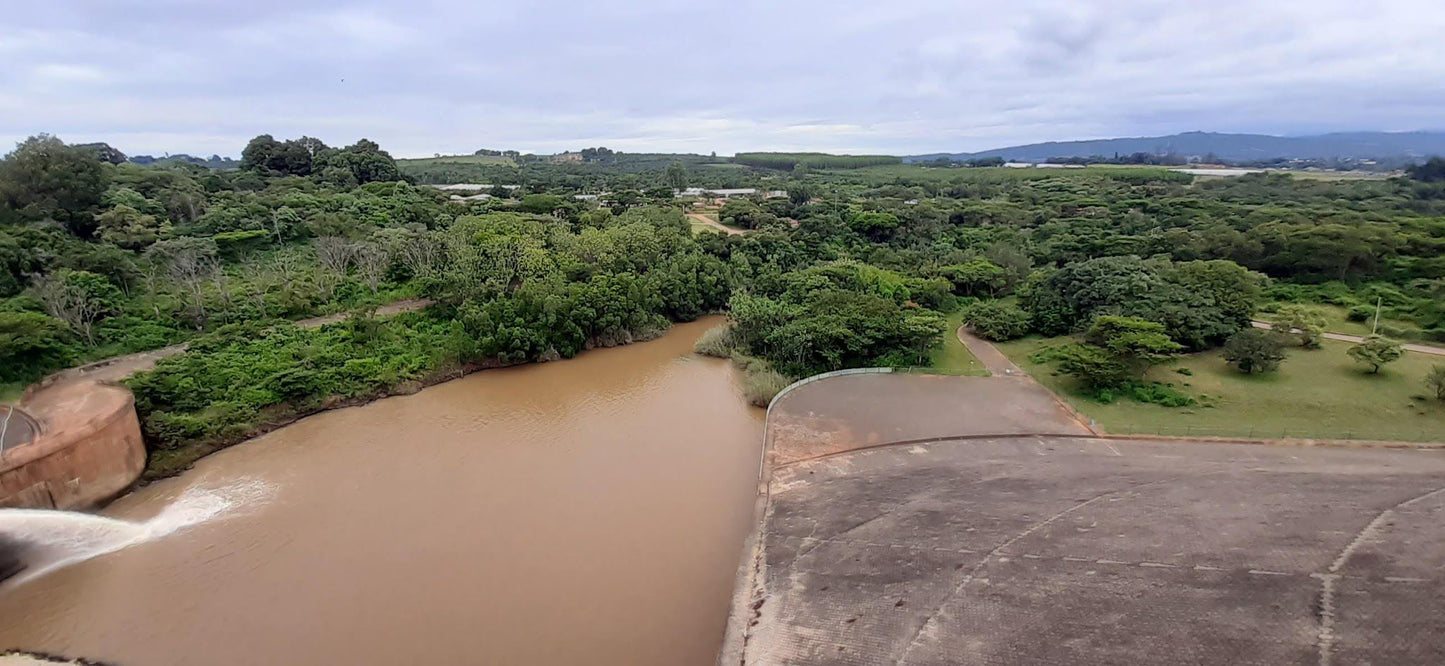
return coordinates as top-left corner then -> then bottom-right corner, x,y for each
906,130 -> 1445,163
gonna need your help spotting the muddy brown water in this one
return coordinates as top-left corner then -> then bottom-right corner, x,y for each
0,317 -> 763,665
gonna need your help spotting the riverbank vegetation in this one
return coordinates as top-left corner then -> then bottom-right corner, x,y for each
5,134 -> 1445,474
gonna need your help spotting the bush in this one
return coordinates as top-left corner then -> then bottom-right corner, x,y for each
1347,305 -> 1374,322
1426,364 -> 1445,401
1268,304 -> 1326,349
1347,335 -> 1403,374
1053,343 -> 1131,390
0,310 -> 74,383
963,301 -> 1030,341
694,325 -> 739,358
1094,381 -> 1196,407
1223,328 -> 1286,374
731,354 -> 791,407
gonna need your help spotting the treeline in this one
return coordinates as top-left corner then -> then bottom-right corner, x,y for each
0,134 -> 453,386
126,206 -> 732,474
732,152 -> 901,171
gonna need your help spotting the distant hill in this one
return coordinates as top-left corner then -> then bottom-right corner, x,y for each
908,131 -> 1445,163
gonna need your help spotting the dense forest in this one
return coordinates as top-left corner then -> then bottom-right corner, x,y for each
3,134 -> 1442,475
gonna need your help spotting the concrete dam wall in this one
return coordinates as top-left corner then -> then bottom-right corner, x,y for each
0,382 -> 145,510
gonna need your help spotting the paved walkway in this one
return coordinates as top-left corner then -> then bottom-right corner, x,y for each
955,325 -> 1025,375
1251,321 -> 1445,356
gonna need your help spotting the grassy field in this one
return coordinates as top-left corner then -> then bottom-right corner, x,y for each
1290,303 -> 1425,339
396,154 -> 516,166
926,310 -> 989,376
996,336 -> 1445,442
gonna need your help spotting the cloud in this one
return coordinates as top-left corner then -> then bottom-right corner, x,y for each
0,0 -> 1442,157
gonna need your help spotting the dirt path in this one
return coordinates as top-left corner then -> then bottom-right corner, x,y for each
686,212 -> 745,236
956,326 -> 1026,376
1250,321 -> 1445,356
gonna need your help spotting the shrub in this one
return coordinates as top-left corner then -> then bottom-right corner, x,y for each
694,325 -> 739,358
1268,305 -> 1326,349
963,301 -> 1030,341
1223,328 -> 1287,374
1426,364 -> 1445,401
1094,381 -> 1196,407
1346,305 -> 1374,322
1347,335 -> 1403,374
731,354 -> 791,407
1053,343 -> 1131,390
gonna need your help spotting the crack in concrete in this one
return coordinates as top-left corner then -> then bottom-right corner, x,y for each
1314,484 -> 1445,666
892,485 -> 1146,665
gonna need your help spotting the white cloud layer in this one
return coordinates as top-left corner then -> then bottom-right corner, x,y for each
1,0 -> 1442,157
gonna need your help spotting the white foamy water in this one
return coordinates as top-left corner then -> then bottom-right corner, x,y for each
0,479 -> 272,586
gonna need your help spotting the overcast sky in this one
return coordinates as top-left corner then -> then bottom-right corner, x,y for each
3,0 -> 1443,158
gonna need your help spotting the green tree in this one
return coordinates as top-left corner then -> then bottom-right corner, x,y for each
1346,335 -> 1403,374
936,259 -> 1007,297
664,162 -> 688,191
1054,343 -> 1131,390
786,182 -> 814,206
1083,315 -> 1184,378
1426,364 -> 1445,400
1268,304 -> 1327,349
0,134 -> 109,235
31,270 -> 122,345
964,301 -> 1030,341
0,310 -> 73,383
1222,328 -> 1286,373
95,204 -> 171,250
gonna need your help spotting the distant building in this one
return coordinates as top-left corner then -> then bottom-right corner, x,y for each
676,187 -> 759,199
429,183 -> 519,191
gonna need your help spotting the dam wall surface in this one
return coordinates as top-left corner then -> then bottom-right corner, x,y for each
0,382 -> 145,510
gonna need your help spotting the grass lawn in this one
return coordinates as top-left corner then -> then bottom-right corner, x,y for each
996,336 -> 1445,443
926,310 -> 989,376
1264,303 -> 1424,339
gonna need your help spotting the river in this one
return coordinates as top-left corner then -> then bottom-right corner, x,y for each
0,317 -> 763,665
